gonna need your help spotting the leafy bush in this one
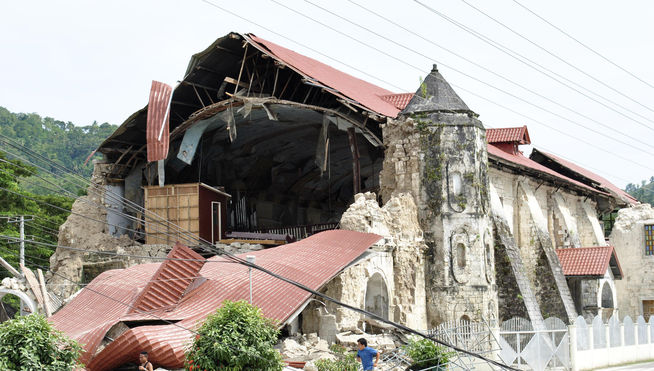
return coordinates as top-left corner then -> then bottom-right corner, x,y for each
185,300 -> 283,371
314,343 -> 359,371
0,314 -> 82,370
405,338 -> 453,371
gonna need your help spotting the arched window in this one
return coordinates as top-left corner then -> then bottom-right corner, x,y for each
456,243 -> 466,268
601,282 -> 613,308
365,273 -> 389,320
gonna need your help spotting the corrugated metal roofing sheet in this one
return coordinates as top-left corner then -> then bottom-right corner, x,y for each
487,144 -> 607,195
130,243 -> 205,313
531,149 -> 638,205
146,81 -> 172,162
556,246 -> 622,277
50,230 -> 381,371
246,34 -> 401,118
486,126 -> 530,144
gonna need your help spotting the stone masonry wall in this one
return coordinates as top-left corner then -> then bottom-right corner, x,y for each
610,204 -> 654,318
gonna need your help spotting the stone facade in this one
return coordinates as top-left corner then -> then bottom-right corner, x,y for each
610,204 -> 654,319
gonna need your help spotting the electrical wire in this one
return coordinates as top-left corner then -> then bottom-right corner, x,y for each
510,0 -> 654,91
272,0 -> 654,161
458,0 -> 654,116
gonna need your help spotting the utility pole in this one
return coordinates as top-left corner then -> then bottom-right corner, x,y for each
4,215 -> 34,315
246,255 -> 256,304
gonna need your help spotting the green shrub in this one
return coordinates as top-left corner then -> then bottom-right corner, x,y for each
185,300 -> 283,371
405,338 -> 454,370
313,343 -> 359,371
0,314 -> 82,370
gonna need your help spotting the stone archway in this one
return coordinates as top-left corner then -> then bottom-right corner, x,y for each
365,273 -> 389,320
0,288 -> 37,316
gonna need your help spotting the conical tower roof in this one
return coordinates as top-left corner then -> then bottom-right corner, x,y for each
402,64 -> 470,115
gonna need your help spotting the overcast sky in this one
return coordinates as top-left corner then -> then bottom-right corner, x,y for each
1,0 -> 653,188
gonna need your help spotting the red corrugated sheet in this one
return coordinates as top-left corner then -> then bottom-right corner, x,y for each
130,243 -> 205,313
556,246 -> 622,277
246,34 -> 401,118
146,80 -> 172,162
487,144 -> 606,195
486,126 -> 530,144
50,230 -> 381,371
533,150 -> 638,205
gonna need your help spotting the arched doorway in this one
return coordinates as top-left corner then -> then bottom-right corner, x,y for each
365,273 -> 389,320
601,282 -> 613,308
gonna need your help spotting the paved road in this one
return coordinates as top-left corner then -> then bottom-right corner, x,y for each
594,361 -> 654,370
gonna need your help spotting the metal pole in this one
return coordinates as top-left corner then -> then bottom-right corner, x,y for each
246,255 -> 255,305
19,215 -> 24,268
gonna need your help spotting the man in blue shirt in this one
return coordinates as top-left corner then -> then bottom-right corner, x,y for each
356,338 -> 379,370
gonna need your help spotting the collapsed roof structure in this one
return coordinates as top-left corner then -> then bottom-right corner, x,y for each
47,31 -> 639,370
50,230 -> 381,370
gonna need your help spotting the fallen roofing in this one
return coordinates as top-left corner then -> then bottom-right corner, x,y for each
530,149 -> 638,206
50,230 -> 381,371
486,126 -> 530,145
556,246 -> 623,279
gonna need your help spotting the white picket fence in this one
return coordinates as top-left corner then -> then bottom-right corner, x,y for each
571,314 -> 654,370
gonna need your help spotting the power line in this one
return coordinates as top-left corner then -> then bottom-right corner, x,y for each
411,0 -> 654,134
510,0 -> 654,91
272,0 -> 654,161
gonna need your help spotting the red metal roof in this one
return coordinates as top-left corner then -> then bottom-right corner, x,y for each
486,126 -> 531,144
130,243 -> 205,313
487,143 -> 607,195
532,150 -> 638,205
245,34 -> 401,117
556,246 -> 623,278
380,93 -> 415,110
146,80 -> 172,162
50,230 -> 381,371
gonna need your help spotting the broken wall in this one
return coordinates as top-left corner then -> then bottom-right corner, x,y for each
311,192 -> 427,333
610,204 -> 654,318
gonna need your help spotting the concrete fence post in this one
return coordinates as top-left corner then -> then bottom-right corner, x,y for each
620,324 -> 625,347
589,325 -> 594,350
648,322 -> 652,344
605,323 -> 610,349
569,324 -> 578,371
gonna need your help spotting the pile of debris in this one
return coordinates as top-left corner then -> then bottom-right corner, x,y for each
278,331 -> 405,370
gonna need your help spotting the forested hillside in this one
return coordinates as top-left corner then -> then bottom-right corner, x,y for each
0,106 -> 117,195
626,178 -> 654,206
0,106 -> 117,287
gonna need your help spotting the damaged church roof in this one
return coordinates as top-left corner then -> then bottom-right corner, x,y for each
50,230 -> 382,371
556,246 -> 623,279
530,149 -> 638,205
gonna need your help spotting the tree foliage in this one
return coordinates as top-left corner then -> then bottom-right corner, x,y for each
0,106 -> 117,195
0,314 -> 82,370
626,179 -> 654,206
405,338 -> 454,371
185,300 -> 284,371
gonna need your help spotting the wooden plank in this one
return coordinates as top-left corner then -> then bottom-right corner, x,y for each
0,257 -> 20,277
37,269 -> 52,317
347,127 -> 361,194
219,239 -> 286,245
21,264 -> 45,312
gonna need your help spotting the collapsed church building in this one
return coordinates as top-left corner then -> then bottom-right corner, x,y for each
43,32 -> 640,369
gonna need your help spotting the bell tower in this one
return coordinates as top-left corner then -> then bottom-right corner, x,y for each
400,65 -> 497,326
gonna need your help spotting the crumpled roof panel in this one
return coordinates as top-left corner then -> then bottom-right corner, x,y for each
51,230 -> 381,371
